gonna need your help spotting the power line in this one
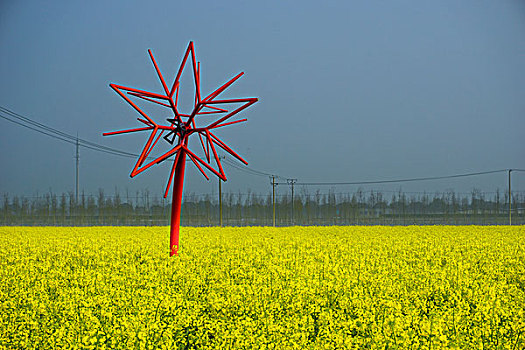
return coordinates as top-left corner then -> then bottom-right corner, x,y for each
221,156 -> 287,179
297,169 -> 510,186
0,105 -> 289,178
0,106 -> 140,158
1,105 -> 523,187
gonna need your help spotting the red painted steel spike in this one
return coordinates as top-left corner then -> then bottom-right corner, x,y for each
194,120 -> 210,163
142,129 -> 165,161
112,84 -> 169,102
196,111 -> 225,115
196,62 -> 201,103
182,145 -> 227,181
157,125 -> 178,131
205,98 -> 258,104
132,141 -> 182,176
200,118 -> 247,131
206,129 -> 226,178
202,72 -> 244,103
203,99 -> 258,129
148,49 -> 170,96
128,92 -> 172,108
170,42 -> 194,98
132,126 -> 160,174
191,47 -> 201,103
104,42 -> 257,256
174,82 -> 180,109
201,104 -> 228,113
109,85 -> 157,126
208,131 -> 248,165
206,133 -> 210,162
187,152 -> 210,180
137,118 -> 154,126
103,126 -> 153,136
164,147 -> 182,199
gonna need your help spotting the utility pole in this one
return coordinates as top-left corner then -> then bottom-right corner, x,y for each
219,178 -> 223,227
75,133 -> 79,205
287,178 -> 297,225
508,169 -> 512,225
271,176 -> 276,226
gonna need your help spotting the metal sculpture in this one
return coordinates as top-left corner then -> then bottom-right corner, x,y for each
103,42 -> 257,256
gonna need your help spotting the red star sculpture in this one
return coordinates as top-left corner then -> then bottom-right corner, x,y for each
103,42 -> 258,256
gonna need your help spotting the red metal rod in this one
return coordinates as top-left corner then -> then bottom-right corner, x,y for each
192,47 -> 201,102
112,84 -> 169,101
202,97 -> 257,105
194,120 -> 210,162
137,118 -> 154,126
170,42 -> 193,97
170,149 -> 186,256
187,152 -> 210,180
157,125 -> 177,131
202,105 -> 228,112
142,129 -> 165,160
166,81 -> 182,123
184,102 -> 204,129
132,126 -> 160,172
206,99 -> 257,129
148,49 -> 171,96
147,50 -> 182,123
196,111 -> 225,115
182,145 -> 227,181
213,118 -> 247,129
110,84 -> 158,126
194,88 -> 198,109
209,131 -> 248,165
197,132 -> 210,163
128,92 -> 172,108
206,129 -> 225,178
202,72 -> 244,102
197,62 -> 200,91
164,148 -> 181,198
206,134 -> 210,162
103,126 -> 153,136
132,143 -> 181,176
193,118 -> 246,131
174,82 -> 180,108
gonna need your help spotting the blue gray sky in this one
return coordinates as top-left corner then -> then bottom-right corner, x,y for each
1,0 -> 524,198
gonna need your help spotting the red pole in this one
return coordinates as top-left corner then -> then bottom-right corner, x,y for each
170,149 -> 187,256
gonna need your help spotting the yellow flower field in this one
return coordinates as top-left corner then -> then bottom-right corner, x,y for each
0,226 -> 524,349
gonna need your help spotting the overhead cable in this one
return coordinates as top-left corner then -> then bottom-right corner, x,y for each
1,105 -> 522,185
296,169 -> 510,186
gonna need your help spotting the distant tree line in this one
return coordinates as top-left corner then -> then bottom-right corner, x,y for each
1,188 -> 524,226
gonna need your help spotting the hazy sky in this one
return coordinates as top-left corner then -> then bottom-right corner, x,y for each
1,0 -> 524,199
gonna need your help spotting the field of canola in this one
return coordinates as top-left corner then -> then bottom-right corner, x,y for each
0,226 -> 524,349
